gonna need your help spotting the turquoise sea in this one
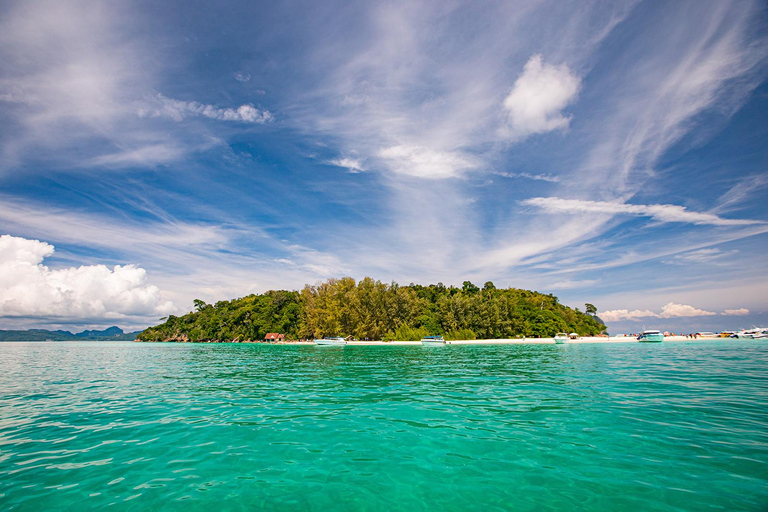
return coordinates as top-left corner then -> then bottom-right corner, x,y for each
1,341 -> 767,511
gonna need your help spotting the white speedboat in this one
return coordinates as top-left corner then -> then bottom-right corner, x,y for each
315,336 -> 347,346
554,333 -> 568,344
421,335 -> 446,346
732,328 -> 768,339
638,330 -> 664,342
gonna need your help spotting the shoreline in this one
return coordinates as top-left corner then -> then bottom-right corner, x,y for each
321,335 -> 717,345
131,335 -> 729,345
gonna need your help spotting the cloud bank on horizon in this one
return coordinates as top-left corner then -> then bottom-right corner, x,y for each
0,0 -> 766,331
0,235 -> 174,323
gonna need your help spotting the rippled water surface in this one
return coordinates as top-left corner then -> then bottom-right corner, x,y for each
1,341 -> 767,511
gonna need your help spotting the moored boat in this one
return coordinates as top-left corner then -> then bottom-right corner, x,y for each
732,328 -> 768,339
315,336 -> 347,346
421,335 -> 447,346
638,330 -> 664,342
554,333 -> 568,344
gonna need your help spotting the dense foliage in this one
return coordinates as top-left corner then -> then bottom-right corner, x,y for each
137,278 -> 606,342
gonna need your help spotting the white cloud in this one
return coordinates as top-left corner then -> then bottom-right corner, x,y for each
664,248 -> 737,265
495,171 -> 560,183
143,94 -> 273,124
234,71 -> 251,83
377,145 -> 476,179
572,2 -> 767,199
660,302 -> 716,318
327,157 -> 365,173
600,309 -> 660,322
722,308 -> 749,316
0,2 -> 246,170
549,279 -> 598,290
0,235 -> 175,320
522,197 -> 764,226
277,245 -> 349,277
88,143 -> 187,167
601,302 -> 716,322
715,174 -> 768,213
502,54 -> 580,140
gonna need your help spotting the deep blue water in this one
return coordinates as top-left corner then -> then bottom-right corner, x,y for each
1,340 -> 767,511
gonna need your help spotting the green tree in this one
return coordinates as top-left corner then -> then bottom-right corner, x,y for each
462,281 -> 480,294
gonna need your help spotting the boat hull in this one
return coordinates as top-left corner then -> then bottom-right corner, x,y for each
315,339 -> 347,346
421,340 -> 447,346
638,334 -> 664,342
554,337 -> 567,344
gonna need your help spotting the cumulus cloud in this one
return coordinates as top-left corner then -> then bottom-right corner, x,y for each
723,308 -> 749,316
601,302 -> 717,322
377,145 -> 476,179
522,197 -> 764,226
660,302 -> 716,318
0,235 -> 175,320
600,309 -> 660,322
327,157 -> 365,173
142,94 -> 273,124
502,55 -> 580,140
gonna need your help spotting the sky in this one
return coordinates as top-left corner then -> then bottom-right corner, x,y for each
1,0 -> 767,335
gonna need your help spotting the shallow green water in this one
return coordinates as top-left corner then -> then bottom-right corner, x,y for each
1,341 -> 767,511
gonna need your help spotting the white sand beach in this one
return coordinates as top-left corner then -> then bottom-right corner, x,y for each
305,335 -> 713,346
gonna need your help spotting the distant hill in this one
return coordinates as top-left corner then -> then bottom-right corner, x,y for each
0,326 -> 143,341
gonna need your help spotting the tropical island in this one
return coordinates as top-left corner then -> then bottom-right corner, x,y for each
137,278 -> 605,343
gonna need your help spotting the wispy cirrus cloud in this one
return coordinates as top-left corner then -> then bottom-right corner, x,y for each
549,279 -> 598,290
663,248 -> 738,265
140,94 -> 273,124
0,2 -> 275,171
573,1 -> 768,199
715,174 -> 768,214
377,145 -> 477,179
495,171 -> 560,183
522,197 -> 764,226
327,157 -> 365,173
0,2 -> 168,170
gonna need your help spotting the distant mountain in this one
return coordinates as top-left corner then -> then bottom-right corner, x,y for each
0,326 -> 143,341
75,326 -> 125,338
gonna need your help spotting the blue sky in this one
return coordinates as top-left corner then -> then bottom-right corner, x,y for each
1,0 -> 767,334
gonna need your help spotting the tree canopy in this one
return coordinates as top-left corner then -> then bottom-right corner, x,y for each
137,278 -> 606,342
